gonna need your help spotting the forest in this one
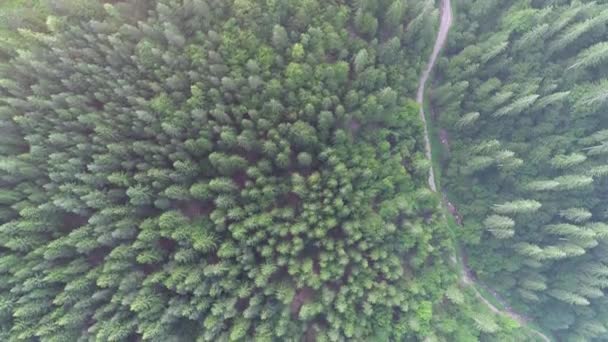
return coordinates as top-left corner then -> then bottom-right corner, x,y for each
434,0 -> 608,340
0,0 -> 604,341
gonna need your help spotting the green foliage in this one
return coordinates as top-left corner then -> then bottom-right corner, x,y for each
434,0 -> 608,340
0,0 -> 471,340
484,214 -> 515,239
493,200 -> 542,215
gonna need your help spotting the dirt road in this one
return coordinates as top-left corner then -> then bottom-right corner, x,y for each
415,1 -> 551,341
416,0 -> 452,192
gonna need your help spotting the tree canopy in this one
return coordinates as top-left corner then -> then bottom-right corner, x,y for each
0,0 -> 517,340
0,0 -> 585,340
434,0 -> 608,339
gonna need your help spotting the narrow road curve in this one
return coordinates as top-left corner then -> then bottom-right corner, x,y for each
415,1 -> 550,341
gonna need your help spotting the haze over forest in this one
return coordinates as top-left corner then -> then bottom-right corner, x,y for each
1,0 -> 607,341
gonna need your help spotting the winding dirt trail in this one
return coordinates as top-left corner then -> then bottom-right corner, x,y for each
416,1 -> 550,341
416,0 -> 452,192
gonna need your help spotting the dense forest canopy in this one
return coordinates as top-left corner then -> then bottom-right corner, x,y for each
0,0 -> 479,341
435,0 -> 608,340
2,0 -> 606,341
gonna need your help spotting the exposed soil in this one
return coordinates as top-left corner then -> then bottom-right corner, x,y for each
178,200 -> 214,219
290,287 -> 315,316
87,246 -> 110,266
60,212 -> 90,233
158,237 -> 177,253
232,170 -> 249,188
